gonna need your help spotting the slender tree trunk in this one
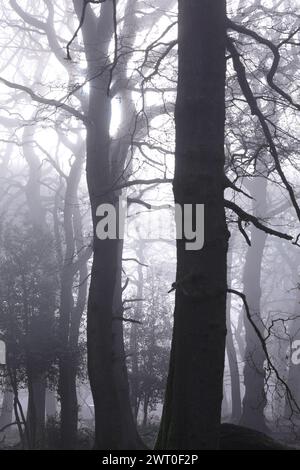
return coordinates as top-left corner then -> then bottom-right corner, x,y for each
59,353 -> 78,448
285,285 -> 300,425
27,376 -> 46,449
59,265 -> 77,448
240,176 -> 268,433
142,394 -> 149,427
226,240 -> 242,422
22,123 -> 53,449
129,321 -> 140,422
74,0 -> 142,449
86,74 -> 121,449
129,243 -> 145,422
226,301 -> 242,423
0,386 -> 14,432
157,0 -> 228,450
58,146 -> 88,449
111,241 -> 145,448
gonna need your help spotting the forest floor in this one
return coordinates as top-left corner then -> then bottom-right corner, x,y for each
1,421 -> 299,450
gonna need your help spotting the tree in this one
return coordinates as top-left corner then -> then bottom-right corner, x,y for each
0,0 -> 176,449
239,174 -> 268,432
0,222 -> 58,448
226,233 -> 242,423
127,258 -> 172,426
1,0 -> 300,451
72,0 -> 174,449
157,0 -> 228,450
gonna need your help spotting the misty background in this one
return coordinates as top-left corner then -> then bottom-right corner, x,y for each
0,0 -> 300,451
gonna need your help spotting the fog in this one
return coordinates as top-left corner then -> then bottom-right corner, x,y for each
0,0 -> 300,452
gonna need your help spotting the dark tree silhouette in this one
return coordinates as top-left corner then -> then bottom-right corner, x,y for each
157,0 -> 228,449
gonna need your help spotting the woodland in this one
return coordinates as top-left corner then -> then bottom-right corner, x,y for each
0,0 -> 300,451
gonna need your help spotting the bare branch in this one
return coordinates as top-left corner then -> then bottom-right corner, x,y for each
227,18 -> 300,111
225,199 -> 293,241
113,316 -> 142,325
226,37 -> 300,222
228,288 -> 300,416
0,76 -> 87,123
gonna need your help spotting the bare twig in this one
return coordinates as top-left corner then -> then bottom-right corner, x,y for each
225,199 -> 293,241
228,288 -> 300,416
0,77 -> 86,122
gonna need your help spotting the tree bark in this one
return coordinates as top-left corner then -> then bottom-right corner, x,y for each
22,122 -> 54,449
142,393 -> 149,427
226,297 -> 242,422
240,176 -> 268,433
111,240 -> 144,448
156,0 -> 228,450
58,146 -> 87,449
285,284 -> 300,425
129,243 -> 145,422
26,375 -> 46,449
226,240 -> 242,422
72,0 -> 143,449
0,386 -> 14,434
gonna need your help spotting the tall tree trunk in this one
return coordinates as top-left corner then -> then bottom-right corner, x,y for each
0,386 -> 14,433
85,50 -> 121,448
26,376 -> 46,449
129,243 -> 145,422
59,266 -> 77,448
22,123 -> 53,449
157,0 -> 228,450
129,319 -> 140,422
72,0 -> 142,449
226,239 -> 242,422
285,285 -> 300,425
142,394 -> 149,427
111,240 -> 144,448
58,150 -> 86,449
226,297 -> 242,423
240,176 -> 268,433
59,352 -> 78,449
